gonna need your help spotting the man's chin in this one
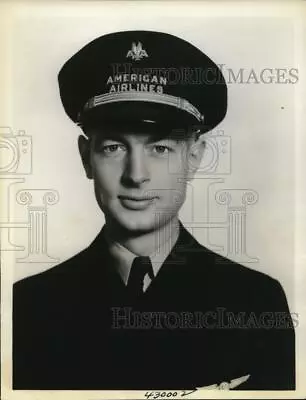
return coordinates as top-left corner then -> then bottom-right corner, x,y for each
105,207 -> 176,235
117,217 -> 157,234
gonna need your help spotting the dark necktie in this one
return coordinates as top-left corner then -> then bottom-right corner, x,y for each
127,256 -> 154,298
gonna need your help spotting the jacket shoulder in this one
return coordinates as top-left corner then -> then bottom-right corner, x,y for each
13,246 -> 91,296
180,225 -> 281,288
185,236 -> 290,310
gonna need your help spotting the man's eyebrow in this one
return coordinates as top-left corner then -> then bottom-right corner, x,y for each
146,135 -> 185,144
92,133 -> 127,146
91,133 -> 186,147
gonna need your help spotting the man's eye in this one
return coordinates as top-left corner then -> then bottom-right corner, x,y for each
153,145 -> 171,154
101,144 -> 125,154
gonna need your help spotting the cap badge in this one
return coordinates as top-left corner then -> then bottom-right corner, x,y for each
126,42 -> 148,61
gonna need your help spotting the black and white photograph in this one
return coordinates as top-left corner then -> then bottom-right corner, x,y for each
1,1 -> 305,399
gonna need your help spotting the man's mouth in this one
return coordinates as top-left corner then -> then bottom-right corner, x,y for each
119,195 -> 157,201
118,195 -> 158,210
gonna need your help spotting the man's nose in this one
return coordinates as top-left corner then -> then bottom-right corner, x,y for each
122,149 -> 150,185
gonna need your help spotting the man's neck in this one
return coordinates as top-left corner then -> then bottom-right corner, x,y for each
104,217 -> 180,257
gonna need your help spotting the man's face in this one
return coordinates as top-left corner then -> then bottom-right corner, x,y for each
79,127 -> 204,233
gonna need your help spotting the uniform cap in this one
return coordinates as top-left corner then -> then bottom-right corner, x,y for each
58,30 -> 227,134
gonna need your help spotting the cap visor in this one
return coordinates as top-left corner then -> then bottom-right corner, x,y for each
80,101 -> 202,132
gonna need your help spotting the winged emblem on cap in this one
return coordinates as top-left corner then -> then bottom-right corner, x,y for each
126,42 -> 149,61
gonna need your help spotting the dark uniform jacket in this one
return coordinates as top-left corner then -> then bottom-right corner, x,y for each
13,223 -> 295,390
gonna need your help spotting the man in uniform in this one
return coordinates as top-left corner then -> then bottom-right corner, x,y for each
13,31 -> 295,390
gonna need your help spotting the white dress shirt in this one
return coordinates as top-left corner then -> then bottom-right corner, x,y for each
105,228 -> 179,291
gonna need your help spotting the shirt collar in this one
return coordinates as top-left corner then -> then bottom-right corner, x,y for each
104,226 -> 179,285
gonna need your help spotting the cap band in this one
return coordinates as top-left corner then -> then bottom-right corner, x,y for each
82,92 -> 204,123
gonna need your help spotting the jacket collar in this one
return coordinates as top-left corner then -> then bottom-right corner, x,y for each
88,220 -> 206,272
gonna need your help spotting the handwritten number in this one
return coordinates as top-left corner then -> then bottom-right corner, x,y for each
145,390 -> 195,399
181,389 -> 197,397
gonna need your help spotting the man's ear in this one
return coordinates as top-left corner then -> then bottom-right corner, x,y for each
78,135 -> 93,179
187,134 -> 206,180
